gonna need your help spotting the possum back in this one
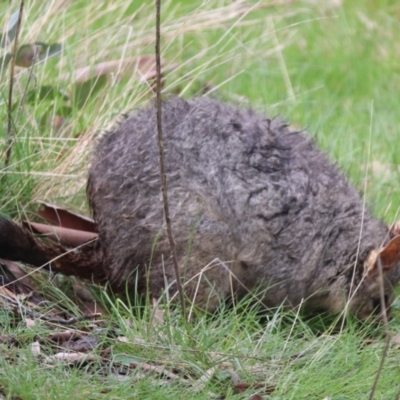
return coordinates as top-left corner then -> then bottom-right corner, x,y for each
87,97 -> 399,314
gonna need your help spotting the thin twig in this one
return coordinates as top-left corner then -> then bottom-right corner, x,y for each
154,0 -> 186,319
4,0 -> 24,170
38,313 -> 102,326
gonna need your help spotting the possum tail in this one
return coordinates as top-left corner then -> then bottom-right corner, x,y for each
0,218 -> 105,283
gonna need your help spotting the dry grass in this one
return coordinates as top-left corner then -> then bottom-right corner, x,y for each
0,0 -> 297,214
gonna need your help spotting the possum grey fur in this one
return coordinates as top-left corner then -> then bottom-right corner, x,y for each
85,96 -> 400,319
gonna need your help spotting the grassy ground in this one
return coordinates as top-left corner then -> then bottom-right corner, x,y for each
1,0 -> 400,399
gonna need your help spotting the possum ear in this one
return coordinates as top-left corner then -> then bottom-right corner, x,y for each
366,235 -> 400,278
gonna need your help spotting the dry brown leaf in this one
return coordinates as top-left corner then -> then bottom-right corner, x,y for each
63,335 -> 98,352
249,396 -> 264,400
0,284 -> 19,299
23,221 -> 98,247
49,330 -> 77,343
0,260 -> 44,306
36,201 -> 96,232
0,259 -> 40,293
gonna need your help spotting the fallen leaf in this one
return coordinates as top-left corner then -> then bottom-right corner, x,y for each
25,318 -> 35,328
49,330 -> 77,343
46,351 -> 98,364
0,259 -> 44,305
30,341 -> 41,356
36,201 -> 96,232
0,259 -> 40,292
63,335 -> 98,352
23,221 -> 97,247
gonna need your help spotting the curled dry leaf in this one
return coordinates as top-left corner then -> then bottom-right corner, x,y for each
23,221 -> 97,247
36,201 -> 96,232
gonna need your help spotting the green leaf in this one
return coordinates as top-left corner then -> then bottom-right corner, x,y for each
26,86 -> 69,104
71,75 -> 107,108
0,10 -> 20,48
15,42 -> 63,68
39,42 -> 63,60
15,44 -> 41,67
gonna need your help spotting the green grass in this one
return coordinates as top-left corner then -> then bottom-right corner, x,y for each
1,0 -> 400,399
